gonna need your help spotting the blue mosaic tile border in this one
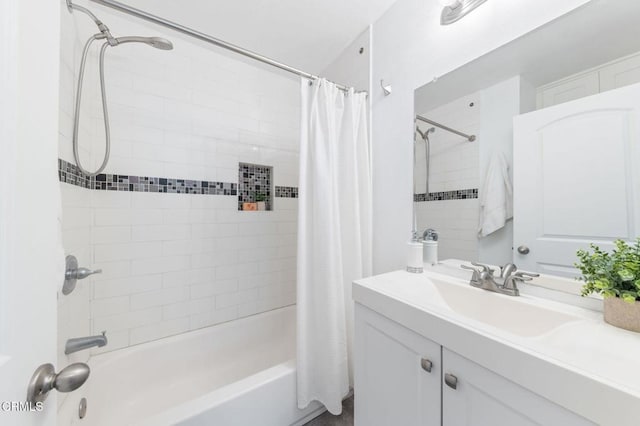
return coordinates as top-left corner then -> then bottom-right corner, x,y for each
414,188 -> 478,202
59,158 -> 298,198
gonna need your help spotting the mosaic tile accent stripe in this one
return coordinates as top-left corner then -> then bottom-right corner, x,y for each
238,163 -> 273,210
58,159 -> 92,189
58,158 -> 300,199
274,186 -> 298,199
94,174 -> 237,195
414,188 -> 478,202
59,158 -> 237,195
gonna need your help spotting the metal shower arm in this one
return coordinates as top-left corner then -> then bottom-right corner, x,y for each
66,0 -> 116,45
416,115 -> 476,142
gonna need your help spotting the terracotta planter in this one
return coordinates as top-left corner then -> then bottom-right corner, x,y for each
604,296 -> 640,333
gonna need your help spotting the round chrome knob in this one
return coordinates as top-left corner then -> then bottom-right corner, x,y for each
27,363 -> 90,403
517,245 -> 530,255
54,363 -> 90,392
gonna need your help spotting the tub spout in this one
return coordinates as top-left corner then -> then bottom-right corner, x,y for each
65,331 -> 108,355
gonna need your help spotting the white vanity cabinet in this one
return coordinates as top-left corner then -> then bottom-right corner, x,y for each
354,304 -> 441,426
355,304 -> 594,426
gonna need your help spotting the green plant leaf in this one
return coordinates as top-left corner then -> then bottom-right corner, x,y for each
593,279 -> 610,290
622,292 -> 637,303
576,239 -> 640,298
618,269 -> 635,282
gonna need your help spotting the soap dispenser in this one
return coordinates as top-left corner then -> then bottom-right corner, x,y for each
407,231 -> 424,273
423,228 -> 438,266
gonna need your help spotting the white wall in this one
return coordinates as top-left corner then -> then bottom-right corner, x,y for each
476,76 -> 523,265
0,0 -> 62,423
370,0 -> 591,274
58,0 -> 300,360
322,28 -> 371,92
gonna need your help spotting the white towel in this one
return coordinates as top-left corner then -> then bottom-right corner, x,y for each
478,152 -> 513,237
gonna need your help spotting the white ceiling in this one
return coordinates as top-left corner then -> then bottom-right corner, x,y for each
123,0 -> 399,74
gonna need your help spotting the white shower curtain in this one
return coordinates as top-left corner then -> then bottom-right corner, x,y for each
296,78 -> 372,415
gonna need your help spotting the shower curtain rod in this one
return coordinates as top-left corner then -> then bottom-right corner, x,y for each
416,115 -> 476,142
87,0 -> 363,94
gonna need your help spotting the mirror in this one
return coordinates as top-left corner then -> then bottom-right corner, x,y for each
413,0 -> 640,281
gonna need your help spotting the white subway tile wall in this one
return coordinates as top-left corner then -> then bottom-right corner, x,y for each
415,92 -> 480,261
58,2 -> 300,362
89,194 -> 298,352
414,199 -> 479,261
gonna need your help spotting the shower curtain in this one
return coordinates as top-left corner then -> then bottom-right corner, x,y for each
296,78 -> 372,415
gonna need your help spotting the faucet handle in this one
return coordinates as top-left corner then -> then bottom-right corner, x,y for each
461,264 -> 479,272
503,271 -> 539,293
514,271 -> 539,279
471,262 -> 495,275
460,264 -> 481,282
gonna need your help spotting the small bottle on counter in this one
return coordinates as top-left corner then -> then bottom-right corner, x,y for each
423,228 -> 438,266
407,232 -> 424,273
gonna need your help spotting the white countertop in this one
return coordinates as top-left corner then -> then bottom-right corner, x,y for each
353,264 -> 640,426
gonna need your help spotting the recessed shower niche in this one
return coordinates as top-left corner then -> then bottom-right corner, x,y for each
238,163 -> 273,211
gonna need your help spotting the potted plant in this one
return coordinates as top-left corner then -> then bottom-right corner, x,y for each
255,192 -> 267,211
576,239 -> 640,332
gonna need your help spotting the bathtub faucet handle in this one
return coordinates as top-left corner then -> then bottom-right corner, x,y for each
63,255 -> 103,296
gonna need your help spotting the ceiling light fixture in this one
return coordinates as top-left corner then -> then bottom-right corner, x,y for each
438,0 -> 488,25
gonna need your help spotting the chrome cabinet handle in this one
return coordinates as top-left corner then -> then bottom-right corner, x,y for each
421,358 -> 433,373
444,373 -> 458,390
517,245 -> 530,255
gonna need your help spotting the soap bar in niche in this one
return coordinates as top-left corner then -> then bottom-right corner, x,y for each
243,202 -> 258,211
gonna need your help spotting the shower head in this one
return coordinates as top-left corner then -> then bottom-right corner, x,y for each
113,36 -> 174,50
415,126 -> 435,142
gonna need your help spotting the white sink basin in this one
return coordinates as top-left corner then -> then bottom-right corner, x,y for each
430,278 -> 581,337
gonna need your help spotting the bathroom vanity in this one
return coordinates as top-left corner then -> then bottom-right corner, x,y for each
353,263 -> 640,426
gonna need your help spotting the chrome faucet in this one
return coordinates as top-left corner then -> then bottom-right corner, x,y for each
461,262 -> 539,296
65,331 -> 108,355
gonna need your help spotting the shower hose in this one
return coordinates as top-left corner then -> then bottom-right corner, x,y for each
72,34 -> 112,177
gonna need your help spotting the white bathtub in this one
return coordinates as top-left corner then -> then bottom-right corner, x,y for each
58,306 -> 323,425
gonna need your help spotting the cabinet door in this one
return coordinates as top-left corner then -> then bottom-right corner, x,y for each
354,304 -> 441,426
600,53 -> 640,92
536,72 -> 599,109
442,349 -> 594,426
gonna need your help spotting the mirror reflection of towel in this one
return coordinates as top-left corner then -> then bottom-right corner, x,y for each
478,152 -> 512,237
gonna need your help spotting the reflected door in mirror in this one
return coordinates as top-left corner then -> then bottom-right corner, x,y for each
513,83 -> 640,277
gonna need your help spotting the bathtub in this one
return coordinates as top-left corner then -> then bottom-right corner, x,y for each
57,306 -> 324,425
